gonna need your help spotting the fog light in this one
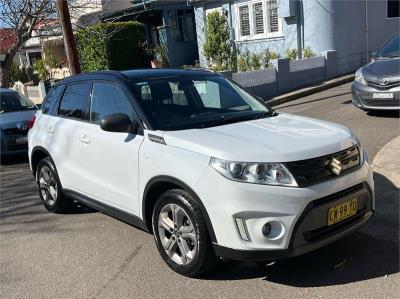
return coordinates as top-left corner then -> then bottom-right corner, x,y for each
235,217 -> 250,241
262,223 -> 272,237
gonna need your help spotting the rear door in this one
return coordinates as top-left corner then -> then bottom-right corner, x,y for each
76,81 -> 144,215
50,82 -> 92,191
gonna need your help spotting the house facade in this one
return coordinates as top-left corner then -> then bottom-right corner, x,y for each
192,0 -> 400,74
100,0 -> 199,67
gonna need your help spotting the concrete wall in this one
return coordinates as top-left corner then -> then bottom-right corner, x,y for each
193,0 -> 399,74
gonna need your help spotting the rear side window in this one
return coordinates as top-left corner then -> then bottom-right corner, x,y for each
42,85 -> 63,115
90,83 -> 135,123
58,83 -> 91,120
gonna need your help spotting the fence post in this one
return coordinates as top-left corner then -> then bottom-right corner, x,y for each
325,50 -> 337,79
272,58 -> 290,93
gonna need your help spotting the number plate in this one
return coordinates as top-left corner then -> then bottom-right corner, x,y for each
373,93 -> 394,99
328,199 -> 358,226
15,137 -> 28,144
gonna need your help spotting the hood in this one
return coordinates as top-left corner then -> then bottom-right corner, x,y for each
163,113 -> 355,162
362,58 -> 400,83
0,110 -> 36,130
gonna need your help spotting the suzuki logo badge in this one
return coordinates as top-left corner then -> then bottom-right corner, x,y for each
379,78 -> 389,86
330,158 -> 343,176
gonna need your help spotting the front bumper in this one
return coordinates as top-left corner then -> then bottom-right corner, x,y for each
213,183 -> 373,261
195,159 -> 374,260
352,81 -> 400,110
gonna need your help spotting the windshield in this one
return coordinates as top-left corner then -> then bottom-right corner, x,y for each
377,33 -> 400,58
131,75 -> 273,130
0,91 -> 36,113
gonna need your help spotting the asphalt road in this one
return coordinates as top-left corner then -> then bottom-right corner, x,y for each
1,82 -> 399,299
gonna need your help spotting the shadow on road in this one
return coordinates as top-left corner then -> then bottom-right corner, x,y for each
204,172 -> 399,286
367,110 -> 399,118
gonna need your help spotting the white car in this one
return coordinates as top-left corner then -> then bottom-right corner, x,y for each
28,69 -> 374,277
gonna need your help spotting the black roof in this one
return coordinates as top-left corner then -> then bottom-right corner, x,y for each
54,68 -> 218,86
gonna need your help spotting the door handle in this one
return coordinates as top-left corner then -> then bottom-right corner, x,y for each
47,127 -> 54,134
80,135 -> 90,144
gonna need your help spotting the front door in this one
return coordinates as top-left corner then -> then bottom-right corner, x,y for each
78,82 -> 144,215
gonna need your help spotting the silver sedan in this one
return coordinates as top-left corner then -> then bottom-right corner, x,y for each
352,33 -> 400,111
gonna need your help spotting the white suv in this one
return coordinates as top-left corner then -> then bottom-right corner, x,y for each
28,69 -> 374,277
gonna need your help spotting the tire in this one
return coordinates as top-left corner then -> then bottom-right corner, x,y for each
36,157 -> 73,213
152,189 -> 217,277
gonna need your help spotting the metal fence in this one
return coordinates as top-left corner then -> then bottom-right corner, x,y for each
224,50 -> 339,100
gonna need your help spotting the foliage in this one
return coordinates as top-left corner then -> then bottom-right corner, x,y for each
237,49 -> 278,72
76,21 -> 150,72
302,47 -> 316,58
286,48 -> 298,60
153,44 -> 170,67
33,59 -> 50,81
262,49 -> 279,68
43,48 -> 59,69
0,0 -> 100,87
9,61 -> 28,85
203,12 -> 234,71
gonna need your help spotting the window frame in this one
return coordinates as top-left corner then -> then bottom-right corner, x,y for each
235,0 -> 283,41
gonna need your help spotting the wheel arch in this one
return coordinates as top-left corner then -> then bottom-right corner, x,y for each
31,146 -> 53,176
142,175 -> 217,243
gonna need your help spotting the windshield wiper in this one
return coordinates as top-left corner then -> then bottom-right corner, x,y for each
200,111 -> 276,128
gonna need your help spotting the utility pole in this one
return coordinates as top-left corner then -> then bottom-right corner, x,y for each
56,0 -> 81,75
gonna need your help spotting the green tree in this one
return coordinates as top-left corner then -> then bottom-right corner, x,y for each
203,12 -> 234,71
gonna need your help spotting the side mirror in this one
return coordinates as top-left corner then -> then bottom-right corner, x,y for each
370,51 -> 378,61
100,113 -> 137,133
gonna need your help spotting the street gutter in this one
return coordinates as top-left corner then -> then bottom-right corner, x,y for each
267,74 -> 355,107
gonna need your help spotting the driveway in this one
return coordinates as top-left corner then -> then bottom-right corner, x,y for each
1,82 -> 399,298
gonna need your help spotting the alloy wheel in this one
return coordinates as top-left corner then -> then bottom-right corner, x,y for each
158,203 -> 198,265
38,165 -> 58,206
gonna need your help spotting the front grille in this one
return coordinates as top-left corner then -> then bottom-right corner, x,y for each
362,98 -> 400,107
4,128 -> 28,136
367,80 -> 400,90
6,143 -> 28,151
286,145 -> 361,187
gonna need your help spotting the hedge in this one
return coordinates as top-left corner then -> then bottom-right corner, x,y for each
76,21 -> 150,72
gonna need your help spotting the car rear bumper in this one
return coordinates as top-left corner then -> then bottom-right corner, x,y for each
212,183 -> 373,261
352,81 -> 400,110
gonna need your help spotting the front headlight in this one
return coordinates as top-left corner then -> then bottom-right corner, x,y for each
209,158 -> 298,187
355,69 -> 366,85
352,133 -> 367,164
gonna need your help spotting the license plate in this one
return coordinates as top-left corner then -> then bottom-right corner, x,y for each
373,93 -> 394,99
15,137 -> 28,144
328,199 -> 358,226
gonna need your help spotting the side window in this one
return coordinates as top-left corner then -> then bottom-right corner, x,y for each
58,83 -> 91,120
42,85 -> 63,115
90,83 -> 135,124
194,80 -> 221,108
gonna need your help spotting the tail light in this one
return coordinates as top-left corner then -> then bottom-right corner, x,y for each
28,115 -> 36,130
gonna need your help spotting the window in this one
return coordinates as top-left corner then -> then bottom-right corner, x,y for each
387,0 -> 400,18
253,2 -> 264,35
90,83 -> 134,124
58,83 -> 91,120
377,33 -> 399,58
267,0 -> 279,33
239,5 -> 251,36
0,91 -> 35,113
131,76 -> 270,131
170,9 -> 195,42
237,0 -> 282,40
42,85 -> 63,114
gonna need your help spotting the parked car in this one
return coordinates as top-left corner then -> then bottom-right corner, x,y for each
352,32 -> 400,111
28,69 -> 374,277
0,88 -> 38,158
